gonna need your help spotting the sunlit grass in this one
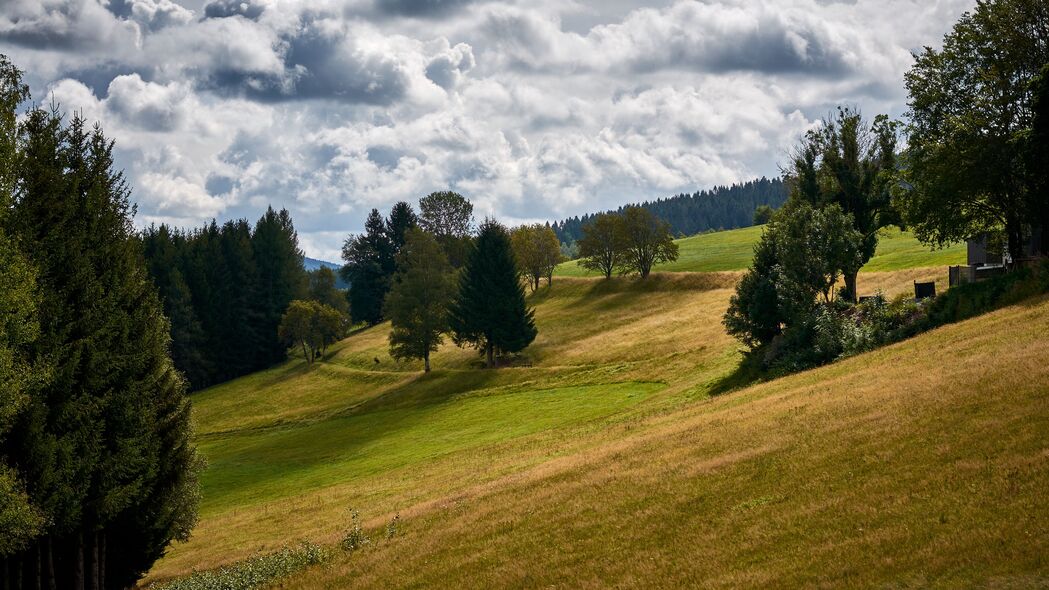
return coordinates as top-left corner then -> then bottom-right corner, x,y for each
555,225 -> 965,276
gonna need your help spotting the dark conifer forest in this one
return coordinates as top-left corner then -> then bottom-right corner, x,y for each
552,177 -> 786,245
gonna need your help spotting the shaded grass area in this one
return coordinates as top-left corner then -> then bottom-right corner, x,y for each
555,225 -> 965,276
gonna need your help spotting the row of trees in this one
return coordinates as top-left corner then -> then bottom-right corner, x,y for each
384,222 -> 538,370
552,177 -> 787,244
0,56 -> 199,588
141,208 -> 308,390
576,206 -> 680,278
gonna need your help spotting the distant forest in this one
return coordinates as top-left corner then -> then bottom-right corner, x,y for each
552,176 -> 787,244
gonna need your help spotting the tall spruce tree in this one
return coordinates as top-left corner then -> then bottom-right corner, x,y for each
6,107 -> 200,588
449,220 -> 537,368
252,207 -> 306,366
342,208 -> 395,325
386,201 -> 419,253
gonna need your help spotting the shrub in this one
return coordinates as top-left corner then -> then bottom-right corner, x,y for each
342,508 -> 370,552
149,542 -> 326,590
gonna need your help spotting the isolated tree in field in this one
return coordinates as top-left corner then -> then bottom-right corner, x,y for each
449,220 -> 537,368
307,266 -> 350,315
787,107 -> 900,302
896,0 -> 1049,261
419,191 -> 474,267
6,106 -> 200,588
342,208 -> 395,325
384,228 -> 455,372
616,206 -> 679,278
576,213 -> 622,279
511,224 -> 564,291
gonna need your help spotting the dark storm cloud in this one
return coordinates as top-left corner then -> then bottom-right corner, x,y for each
374,0 -> 476,18
640,24 -> 850,76
203,0 -> 266,20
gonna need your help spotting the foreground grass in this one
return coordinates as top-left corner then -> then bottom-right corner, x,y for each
290,295 -> 1049,588
148,268 -> 1005,585
555,225 -> 965,276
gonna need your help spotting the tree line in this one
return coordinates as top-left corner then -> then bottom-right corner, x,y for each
141,208 -> 311,391
552,177 -> 787,245
0,56 -> 199,589
725,0 -> 1049,373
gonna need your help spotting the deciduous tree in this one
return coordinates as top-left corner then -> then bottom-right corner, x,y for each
615,206 -> 679,278
511,224 -> 564,291
576,213 -> 622,279
384,228 -> 455,372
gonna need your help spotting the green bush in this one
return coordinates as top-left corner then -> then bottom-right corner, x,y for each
149,542 -> 326,590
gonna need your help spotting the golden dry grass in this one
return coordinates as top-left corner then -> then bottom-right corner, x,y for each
287,295 -> 1049,588
146,268 -> 1045,588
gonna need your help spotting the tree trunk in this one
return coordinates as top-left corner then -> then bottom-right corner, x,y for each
90,531 -> 99,590
843,270 -> 858,303
424,352 -> 430,373
97,533 -> 105,590
35,542 -> 42,590
301,341 -> 310,364
45,537 -> 55,590
3,557 -> 8,590
1007,216 -> 1024,266
485,343 -> 494,368
73,532 -> 84,590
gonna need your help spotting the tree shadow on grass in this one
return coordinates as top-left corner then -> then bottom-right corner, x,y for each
706,353 -> 765,396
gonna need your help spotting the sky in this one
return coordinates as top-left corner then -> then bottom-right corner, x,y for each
0,0 -> 974,261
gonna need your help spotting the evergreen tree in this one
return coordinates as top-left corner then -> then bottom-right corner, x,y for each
252,207 -> 306,366
386,201 -> 419,253
6,108 -> 200,588
449,220 -> 537,368
342,209 -> 395,325
0,54 -> 44,559
384,228 -> 455,372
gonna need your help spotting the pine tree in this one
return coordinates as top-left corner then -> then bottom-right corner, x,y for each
384,228 -> 455,372
449,220 -> 537,368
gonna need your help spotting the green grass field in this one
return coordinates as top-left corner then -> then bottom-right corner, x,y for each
554,225 -> 966,276
145,235 -> 1047,588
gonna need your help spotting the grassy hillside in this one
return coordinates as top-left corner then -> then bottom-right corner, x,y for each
555,225 -> 966,276
142,261 -> 1043,587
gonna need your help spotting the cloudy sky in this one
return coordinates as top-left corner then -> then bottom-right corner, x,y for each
0,0 -> 973,261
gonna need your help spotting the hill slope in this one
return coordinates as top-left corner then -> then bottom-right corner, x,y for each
146,263 -> 1047,587
555,225 -> 966,276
